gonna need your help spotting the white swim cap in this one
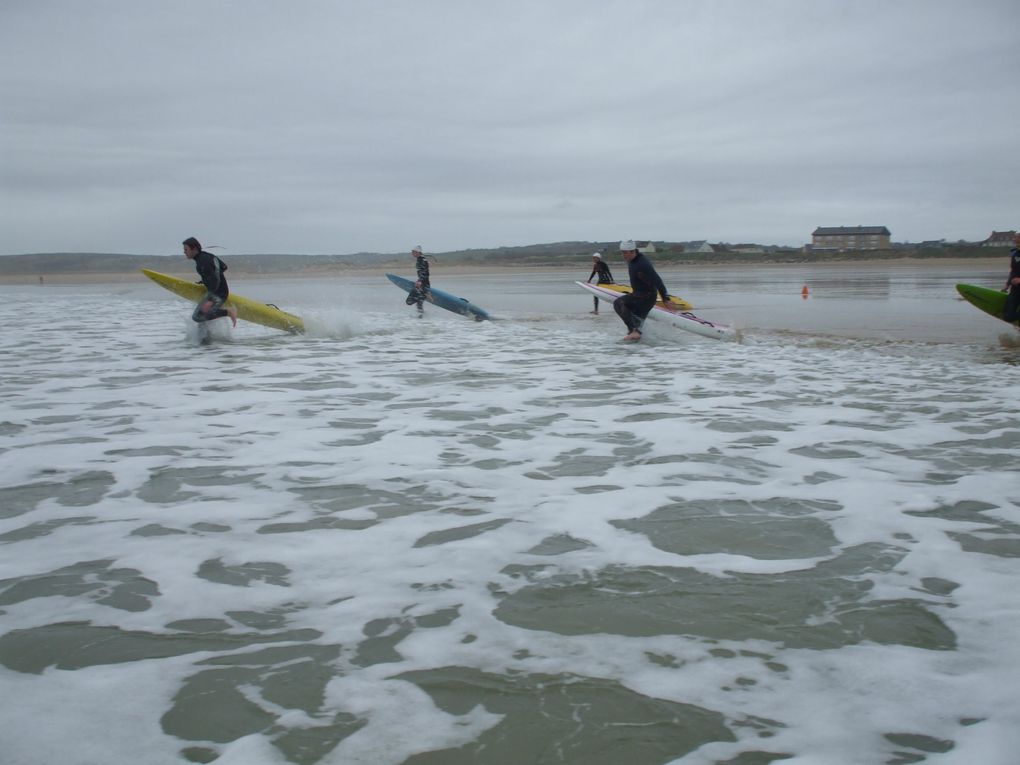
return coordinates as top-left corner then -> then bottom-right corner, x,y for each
619,240 -> 636,251
592,252 -> 601,259
412,245 -> 423,253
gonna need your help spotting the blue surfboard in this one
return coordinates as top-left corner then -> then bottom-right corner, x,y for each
386,273 -> 491,321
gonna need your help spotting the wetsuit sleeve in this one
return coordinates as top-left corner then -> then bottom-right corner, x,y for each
195,253 -> 221,295
652,270 -> 669,303
605,264 -> 613,283
588,266 -> 598,282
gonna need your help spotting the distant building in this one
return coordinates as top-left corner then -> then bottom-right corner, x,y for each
731,244 -> 765,254
682,240 -> 716,254
636,241 -> 657,254
982,230 -> 1016,247
811,226 -> 891,251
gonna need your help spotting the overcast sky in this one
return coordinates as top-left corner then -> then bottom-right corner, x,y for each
1,0 -> 1017,255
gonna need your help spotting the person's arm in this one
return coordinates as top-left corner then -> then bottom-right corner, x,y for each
588,266 -> 597,282
196,255 -> 220,295
652,270 -> 670,304
605,265 -> 613,283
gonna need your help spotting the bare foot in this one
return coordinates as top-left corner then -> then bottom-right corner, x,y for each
623,331 -> 642,342
227,305 -> 238,327
589,310 -> 599,315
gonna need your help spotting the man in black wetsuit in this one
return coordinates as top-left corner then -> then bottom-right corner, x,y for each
1003,232 -> 1020,326
613,240 -> 675,342
183,236 -> 237,327
586,252 -> 613,314
405,245 -> 431,317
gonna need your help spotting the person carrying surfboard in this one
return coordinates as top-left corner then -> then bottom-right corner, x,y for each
586,252 -> 613,314
1003,232 -> 1020,326
183,236 -> 237,328
613,240 -> 675,342
405,245 -> 431,317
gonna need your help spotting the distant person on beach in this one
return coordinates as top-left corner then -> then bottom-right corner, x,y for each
613,240 -> 674,342
586,252 -> 613,314
405,245 -> 431,317
1003,232 -> 1020,326
183,236 -> 237,327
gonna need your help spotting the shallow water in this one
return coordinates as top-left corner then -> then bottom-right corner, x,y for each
1,264 -> 1018,764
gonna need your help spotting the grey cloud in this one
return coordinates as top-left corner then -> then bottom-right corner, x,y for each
1,0 -> 1018,254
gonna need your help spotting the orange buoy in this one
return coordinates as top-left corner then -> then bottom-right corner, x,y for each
801,285 -> 809,299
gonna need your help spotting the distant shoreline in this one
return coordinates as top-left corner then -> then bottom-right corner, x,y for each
0,257 -> 1007,285
1,241 -> 1012,284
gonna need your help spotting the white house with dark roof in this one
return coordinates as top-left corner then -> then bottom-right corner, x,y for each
811,226 -> 891,251
682,240 -> 716,254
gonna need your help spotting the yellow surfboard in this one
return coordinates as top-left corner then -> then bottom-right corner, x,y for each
591,283 -> 694,311
142,269 -> 305,334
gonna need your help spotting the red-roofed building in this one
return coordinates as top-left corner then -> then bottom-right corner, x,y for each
982,230 -> 1016,247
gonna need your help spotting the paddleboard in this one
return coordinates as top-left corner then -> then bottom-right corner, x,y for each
576,281 -> 736,341
955,283 -> 1014,326
386,273 -> 491,321
142,269 -> 305,333
588,282 -> 694,311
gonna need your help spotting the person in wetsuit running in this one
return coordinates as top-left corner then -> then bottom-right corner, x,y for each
613,240 -> 675,342
183,236 -> 237,328
405,245 -> 431,317
586,252 -> 614,314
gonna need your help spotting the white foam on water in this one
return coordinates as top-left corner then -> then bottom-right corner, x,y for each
1,659 -> 198,765
1,269 -> 1018,764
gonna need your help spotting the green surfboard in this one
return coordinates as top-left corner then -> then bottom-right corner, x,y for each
955,283 -> 1011,325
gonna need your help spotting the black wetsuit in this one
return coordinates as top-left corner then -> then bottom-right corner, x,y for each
191,251 -> 230,323
587,260 -> 614,311
613,253 -> 669,333
406,255 -> 431,313
1004,247 -> 1020,324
